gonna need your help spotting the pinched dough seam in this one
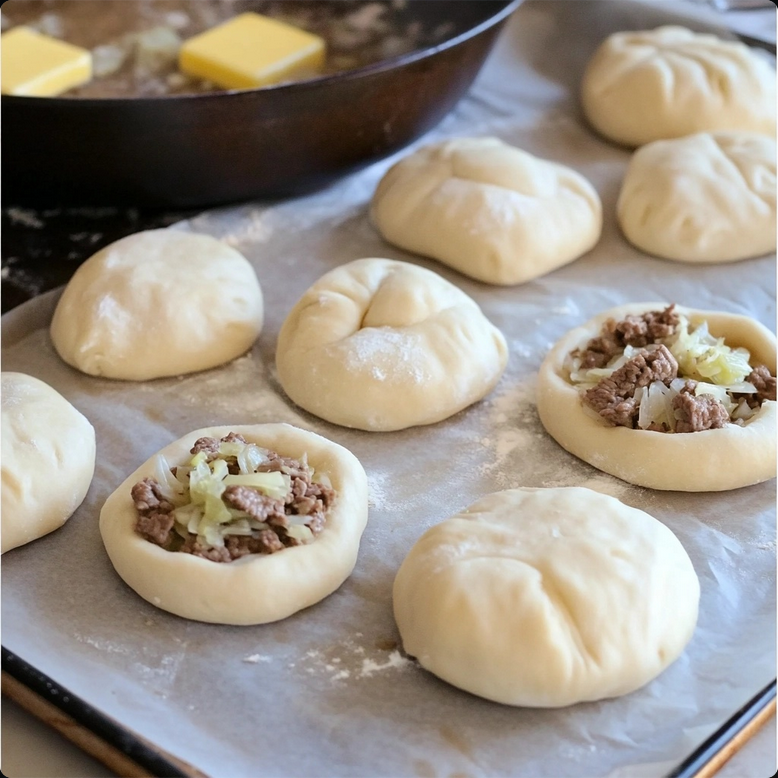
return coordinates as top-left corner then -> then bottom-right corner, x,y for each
442,545 -> 602,670
594,42 -> 742,97
294,290 -> 476,353
710,136 -> 774,209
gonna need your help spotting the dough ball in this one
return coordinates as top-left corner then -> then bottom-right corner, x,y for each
581,26 -> 776,147
50,229 -> 264,381
617,132 -> 776,263
370,137 -> 602,285
537,303 -> 776,491
393,487 -> 700,707
99,424 -> 368,625
2,372 -> 96,553
276,258 -> 509,431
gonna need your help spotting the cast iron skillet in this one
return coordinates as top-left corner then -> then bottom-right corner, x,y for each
2,0 -> 522,208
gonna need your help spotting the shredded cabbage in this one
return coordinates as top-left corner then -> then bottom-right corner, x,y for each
637,382 -> 676,431
567,312 -> 761,431
669,316 -> 752,385
153,454 -> 187,504
222,471 -> 289,500
148,436 -> 326,552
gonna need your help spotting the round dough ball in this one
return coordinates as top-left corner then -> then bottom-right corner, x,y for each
99,424 -> 368,625
2,372 -> 96,553
581,26 -> 777,147
276,258 -> 509,432
393,487 -> 700,707
50,229 -> 264,381
537,303 -> 776,491
370,137 -> 602,286
617,132 -> 776,263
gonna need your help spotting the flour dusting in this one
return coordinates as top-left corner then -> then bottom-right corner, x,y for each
295,635 -> 415,684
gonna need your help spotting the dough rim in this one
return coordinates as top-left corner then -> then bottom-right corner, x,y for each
537,303 -> 776,491
99,424 -> 368,624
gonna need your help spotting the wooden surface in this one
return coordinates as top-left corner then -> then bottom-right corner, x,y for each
2,672 -> 208,778
694,698 -> 777,778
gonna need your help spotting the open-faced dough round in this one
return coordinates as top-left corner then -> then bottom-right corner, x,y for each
99,424 -> 368,625
617,132 -> 776,263
370,137 -> 602,285
581,26 -> 776,147
2,372 -> 96,553
537,303 -> 777,491
393,487 -> 700,707
50,229 -> 264,381
276,258 -> 509,432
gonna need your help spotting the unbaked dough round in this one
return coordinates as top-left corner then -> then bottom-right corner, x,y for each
370,137 -> 602,285
50,229 -> 264,381
537,303 -> 776,491
617,132 -> 776,263
99,424 -> 368,625
2,372 -> 96,553
276,258 -> 509,431
581,26 -> 777,147
393,486 -> 700,707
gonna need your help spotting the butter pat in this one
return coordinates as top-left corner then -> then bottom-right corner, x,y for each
179,12 -> 325,90
1,26 -> 92,96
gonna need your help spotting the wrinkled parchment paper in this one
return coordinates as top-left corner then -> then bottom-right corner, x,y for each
2,2 -> 775,776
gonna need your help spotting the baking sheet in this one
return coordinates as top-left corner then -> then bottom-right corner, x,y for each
2,1 -> 776,776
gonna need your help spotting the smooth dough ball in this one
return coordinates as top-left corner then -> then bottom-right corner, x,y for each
581,26 -> 777,147
393,487 -> 700,707
50,229 -> 264,381
617,132 -> 776,263
537,303 -> 776,491
99,424 -> 368,625
2,373 -> 96,553
370,137 -> 602,285
276,258 -> 509,432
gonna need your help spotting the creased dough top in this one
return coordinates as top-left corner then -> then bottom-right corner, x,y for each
393,487 -> 700,707
370,138 -> 602,286
582,26 -> 777,147
617,132 -> 776,263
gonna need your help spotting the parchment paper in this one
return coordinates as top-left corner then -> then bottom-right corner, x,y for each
2,2 -> 776,776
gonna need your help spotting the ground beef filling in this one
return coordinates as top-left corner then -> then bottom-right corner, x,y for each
132,433 -> 335,563
584,344 -> 680,428
577,305 -> 681,369
573,306 -> 775,433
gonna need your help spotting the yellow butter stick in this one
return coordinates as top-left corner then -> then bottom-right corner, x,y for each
179,12 -> 326,90
2,26 -> 92,96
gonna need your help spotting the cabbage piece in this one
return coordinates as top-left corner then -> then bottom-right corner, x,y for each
202,524 -> 225,548
237,444 -> 267,475
189,451 -> 207,467
637,381 -> 677,431
669,316 -> 752,385
692,382 -> 736,414
222,471 -> 290,500
218,441 -> 244,458
285,525 -> 314,544
732,399 -> 757,422
153,455 -> 187,504
313,471 -> 332,490
173,503 -> 204,534
568,346 -> 640,388
221,518 -> 253,537
188,459 -> 227,507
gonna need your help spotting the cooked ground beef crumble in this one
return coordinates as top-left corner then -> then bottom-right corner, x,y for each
570,305 -> 775,433
132,433 -> 335,562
